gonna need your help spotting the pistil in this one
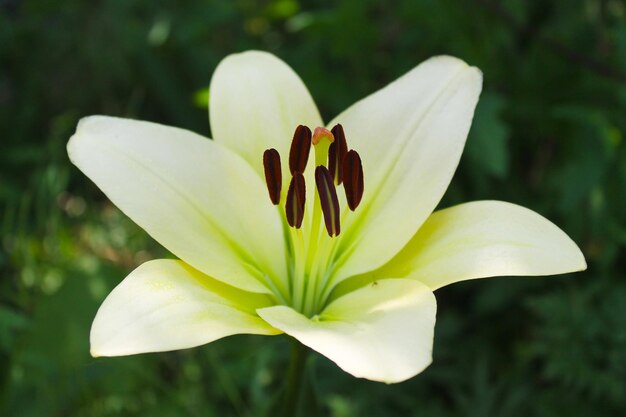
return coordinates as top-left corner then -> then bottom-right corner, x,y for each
312,127 -> 334,167
305,127 -> 335,269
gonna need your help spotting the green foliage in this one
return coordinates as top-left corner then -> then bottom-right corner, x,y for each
1,0 -> 625,415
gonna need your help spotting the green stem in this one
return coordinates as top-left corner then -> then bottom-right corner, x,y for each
281,339 -> 309,417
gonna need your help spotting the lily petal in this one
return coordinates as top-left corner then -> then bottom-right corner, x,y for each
258,279 -> 436,383
329,56 -> 482,285
377,200 -> 587,290
210,50 -> 323,179
68,116 -> 288,295
91,260 -> 279,357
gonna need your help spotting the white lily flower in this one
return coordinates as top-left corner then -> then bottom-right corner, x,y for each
68,51 -> 586,383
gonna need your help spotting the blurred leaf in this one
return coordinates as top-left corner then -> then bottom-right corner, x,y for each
526,282 -> 626,408
193,87 -> 210,110
466,92 -> 510,179
0,306 -> 29,352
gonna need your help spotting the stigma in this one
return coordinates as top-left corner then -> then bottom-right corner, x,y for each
262,124 -> 364,237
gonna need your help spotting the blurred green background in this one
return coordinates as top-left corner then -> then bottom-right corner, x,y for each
1,0 -> 625,416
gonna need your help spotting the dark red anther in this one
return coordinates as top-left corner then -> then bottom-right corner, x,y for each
286,173 -> 306,229
289,125 -> 312,175
263,149 -> 282,205
315,166 -> 341,237
343,150 -> 364,211
328,124 -> 348,185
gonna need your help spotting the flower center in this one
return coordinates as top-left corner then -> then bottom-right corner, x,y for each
262,124 -> 364,316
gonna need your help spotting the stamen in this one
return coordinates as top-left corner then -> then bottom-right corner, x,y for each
263,148 -> 282,205
343,150 -> 364,211
289,125 -> 312,174
328,124 -> 348,184
315,166 -> 340,237
286,173 -> 306,228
